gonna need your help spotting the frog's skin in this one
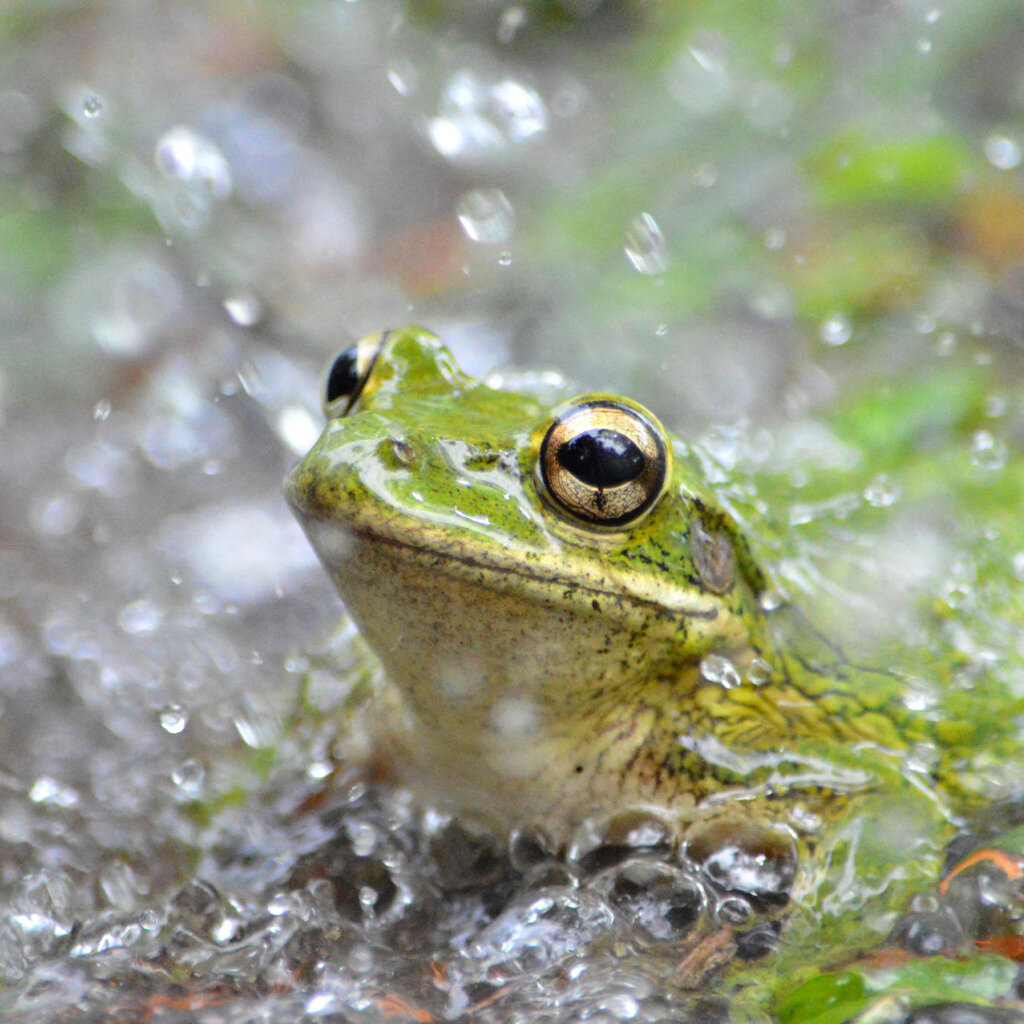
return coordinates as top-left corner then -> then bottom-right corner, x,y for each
287,327 -> 1024,1016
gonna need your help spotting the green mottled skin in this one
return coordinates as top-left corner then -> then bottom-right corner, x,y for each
287,328 -> 1024,1017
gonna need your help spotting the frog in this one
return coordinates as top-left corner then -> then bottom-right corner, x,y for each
286,326 -> 1024,1019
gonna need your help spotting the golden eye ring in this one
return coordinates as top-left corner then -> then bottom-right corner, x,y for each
537,399 -> 670,528
321,330 -> 391,418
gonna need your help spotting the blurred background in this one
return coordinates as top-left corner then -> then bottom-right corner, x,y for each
2,0 -> 1024,1019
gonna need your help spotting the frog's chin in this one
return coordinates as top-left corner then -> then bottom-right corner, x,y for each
294,511 -> 743,644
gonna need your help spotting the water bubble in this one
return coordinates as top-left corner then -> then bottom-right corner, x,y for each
158,703 -> 189,734
970,430 -> 1007,471
82,95 -> 103,119
456,188 -> 515,243
154,126 -> 232,199
819,314 -> 852,346
624,213 -> 670,275
568,809 -> 676,873
984,134 -> 1021,171
700,653 -> 741,689
605,860 -> 707,943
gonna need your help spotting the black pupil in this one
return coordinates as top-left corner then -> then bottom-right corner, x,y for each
557,428 -> 645,488
325,347 -> 361,405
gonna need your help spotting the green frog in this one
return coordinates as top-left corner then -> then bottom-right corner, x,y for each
286,327 -> 1024,1019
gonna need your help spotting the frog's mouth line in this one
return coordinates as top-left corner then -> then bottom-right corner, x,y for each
346,525 -> 723,623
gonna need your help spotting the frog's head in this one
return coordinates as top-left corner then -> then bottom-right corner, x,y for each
286,328 -> 786,825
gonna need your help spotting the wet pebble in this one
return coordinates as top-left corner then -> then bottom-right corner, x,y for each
602,859 -> 708,943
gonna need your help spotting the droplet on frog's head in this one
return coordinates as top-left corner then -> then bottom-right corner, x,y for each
604,859 -> 708,942
82,95 -> 103,119
690,522 -> 736,594
700,653 -> 741,688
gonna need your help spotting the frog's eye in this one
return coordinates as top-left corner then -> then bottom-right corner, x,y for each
321,332 -> 389,418
538,400 -> 669,528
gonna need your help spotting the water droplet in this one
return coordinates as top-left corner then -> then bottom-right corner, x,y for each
456,188 -> 515,243
497,5 -> 527,44
925,8 -> 941,24
970,429 -> 1007,470
666,35 -> 733,117
31,494 -> 80,537
693,162 -> 718,187
276,405 -> 321,456
82,95 -> 103,119
700,653 -> 741,689
985,395 -> 1007,418
118,598 -> 164,636
154,126 -> 232,198
223,292 -> 262,327
917,38 -> 932,54
497,249 -> 512,266
29,776 -> 79,807
935,331 -> 956,356
624,213 -> 670,275
93,399 -> 112,421
171,758 -> 206,798
864,474 -> 901,508
1013,553 -> 1024,581
158,704 -> 189,734
984,134 -> 1021,171
428,71 -> 547,162
764,227 -> 786,250
758,589 -> 784,612
819,314 -> 852,346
